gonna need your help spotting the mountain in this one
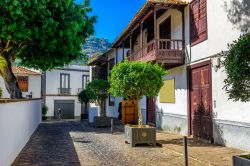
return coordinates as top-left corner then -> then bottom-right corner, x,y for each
83,36 -> 111,57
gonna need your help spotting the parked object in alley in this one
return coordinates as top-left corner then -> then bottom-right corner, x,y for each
232,155 -> 250,166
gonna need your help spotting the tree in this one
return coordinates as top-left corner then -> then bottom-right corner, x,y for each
223,33 -> 250,102
85,79 -> 110,117
0,0 -> 95,98
109,60 -> 165,127
78,89 -> 89,120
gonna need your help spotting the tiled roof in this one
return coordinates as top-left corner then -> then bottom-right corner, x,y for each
112,0 -> 189,47
12,66 -> 41,75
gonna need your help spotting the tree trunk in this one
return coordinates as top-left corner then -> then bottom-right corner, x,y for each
98,100 -> 106,117
0,60 -> 22,99
137,99 -> 143,127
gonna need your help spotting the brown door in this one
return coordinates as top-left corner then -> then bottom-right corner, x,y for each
189,61 -> 213,142
147,97 -> 155,125
159,17 -> 171,49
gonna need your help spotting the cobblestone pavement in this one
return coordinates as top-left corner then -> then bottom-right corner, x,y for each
13,121 -> 205,166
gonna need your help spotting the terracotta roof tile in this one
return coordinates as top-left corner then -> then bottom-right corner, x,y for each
12,66 -> 41,76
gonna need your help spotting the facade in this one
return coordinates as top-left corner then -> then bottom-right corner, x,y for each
0,66 -> 41,98
42,65 -> 90,119
111,0 -> 250,151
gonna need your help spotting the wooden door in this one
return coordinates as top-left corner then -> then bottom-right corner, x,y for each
159,17 -> 171,49
189,61 -> 213,141
147,97 -> 155,125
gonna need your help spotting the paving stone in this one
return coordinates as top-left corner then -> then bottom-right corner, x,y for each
13,121 -> 204,166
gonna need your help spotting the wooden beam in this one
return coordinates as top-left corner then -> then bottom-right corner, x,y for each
181,7 -> 185,51
140,21 -> 144,56
122,42 -> 125,61
130,34 -> 132,56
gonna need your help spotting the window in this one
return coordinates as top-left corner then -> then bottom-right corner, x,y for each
82,75 -> 90,89
60,74 -> 70,89
159,79 -> 175,103
17,76 -> 29,92
60,74 -> 70,94
190,0 -> 207,46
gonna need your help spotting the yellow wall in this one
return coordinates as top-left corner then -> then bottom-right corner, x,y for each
159,79 -> 175,103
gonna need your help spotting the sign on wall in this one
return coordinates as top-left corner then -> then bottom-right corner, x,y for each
159,79 -> 175,103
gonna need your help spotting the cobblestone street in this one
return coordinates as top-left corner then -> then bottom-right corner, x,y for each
13,121 -> 202,166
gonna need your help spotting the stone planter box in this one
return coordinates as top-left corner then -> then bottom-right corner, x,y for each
93,116 -> 119,127
233,155 -> 250,166
124,124 -> 156,147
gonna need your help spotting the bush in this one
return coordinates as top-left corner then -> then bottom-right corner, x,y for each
78,89 -> 89,104
223,33 -> 250,102
0,87 -> 2,98
85,79 -> 110,117
109,60 -> 165,126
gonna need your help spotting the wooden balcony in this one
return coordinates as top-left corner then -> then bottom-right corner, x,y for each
128,39 -> 185,67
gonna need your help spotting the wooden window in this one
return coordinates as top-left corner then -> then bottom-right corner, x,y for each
159,79 -> 175,103
17,76 -> 29,92
190,0 -> 207,46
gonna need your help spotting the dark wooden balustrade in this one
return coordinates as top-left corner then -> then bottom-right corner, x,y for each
128,39 -> 185,66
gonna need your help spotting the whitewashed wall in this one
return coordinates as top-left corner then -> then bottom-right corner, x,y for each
0,75 -> 41,99
189,0 -> 242,62
0,99 -> 41,165
46,68 -> 89,95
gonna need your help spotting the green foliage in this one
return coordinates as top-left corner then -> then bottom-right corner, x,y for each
85,79 -> 110,103
42,105 -> 48,116
109,60 -> 166,100
78,89 -> 89,104
0,0 -> 96,71
223,33 -> 250,102
0,87 -> 3,98
247,154 -> 250,159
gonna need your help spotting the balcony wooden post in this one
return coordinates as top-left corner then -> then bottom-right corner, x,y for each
122,42 -> 125,61
140,21 -> 143,57
181,8 -> 185,54
154,8 -> 158,56
130,33 -> 132,60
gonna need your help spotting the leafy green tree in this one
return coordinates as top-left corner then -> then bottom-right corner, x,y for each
223,33 -> 250,102
85,79 -> 110,117
109,60 -> 165,126
0,0 -> 95,98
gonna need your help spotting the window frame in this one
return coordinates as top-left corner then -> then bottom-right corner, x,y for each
17,76 -> 29,92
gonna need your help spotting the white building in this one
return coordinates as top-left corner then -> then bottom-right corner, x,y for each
42,65 -> 90,119
111,0 -> 250,151
0,66 -> 41,98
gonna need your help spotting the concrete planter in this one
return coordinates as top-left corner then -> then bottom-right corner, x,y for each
124,124 -> 156,147
233,155 -> 250,166
93,116 -> 119,127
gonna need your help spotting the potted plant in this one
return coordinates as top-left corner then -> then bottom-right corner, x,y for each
85,79 -> 110,127
42,105 -> 48,121
78,89 -> 89,121
109,60 -> 165,147
233,154 -> 250,166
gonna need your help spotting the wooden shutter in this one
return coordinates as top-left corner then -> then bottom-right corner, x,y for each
190,0 -> 207,46
17,76 -> 29,92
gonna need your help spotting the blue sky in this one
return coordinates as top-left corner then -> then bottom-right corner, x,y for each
76,0 -> 145,43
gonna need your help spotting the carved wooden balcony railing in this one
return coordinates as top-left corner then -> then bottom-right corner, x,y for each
129,39 -> 185,66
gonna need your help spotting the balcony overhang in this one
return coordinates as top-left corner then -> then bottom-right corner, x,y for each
112,0 -> 189,48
